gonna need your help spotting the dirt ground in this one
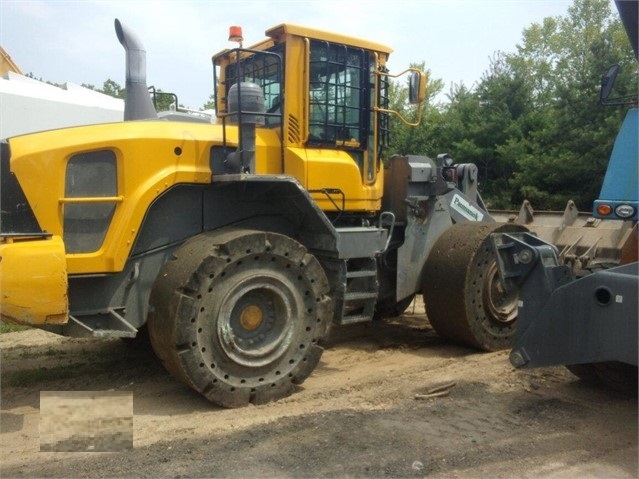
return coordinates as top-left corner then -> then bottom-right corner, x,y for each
1,299 -> 637,479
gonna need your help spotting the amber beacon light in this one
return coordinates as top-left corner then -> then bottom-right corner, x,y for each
228,26 -> 243,45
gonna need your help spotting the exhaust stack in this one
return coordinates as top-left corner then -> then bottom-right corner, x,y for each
114,18 -> 158,121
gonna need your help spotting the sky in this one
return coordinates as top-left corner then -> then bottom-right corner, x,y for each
1,0 -> 578,110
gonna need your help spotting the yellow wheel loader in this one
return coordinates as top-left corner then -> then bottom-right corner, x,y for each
0,19 -> 631,407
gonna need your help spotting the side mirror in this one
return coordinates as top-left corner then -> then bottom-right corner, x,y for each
599,64 -> 620,104
409,71 -> 427,104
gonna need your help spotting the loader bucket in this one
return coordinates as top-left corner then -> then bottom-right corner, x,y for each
490,200 -> 637,275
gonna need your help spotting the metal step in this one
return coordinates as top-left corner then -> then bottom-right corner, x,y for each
344,291 -> 378,301
65,309 -> 138,338
335,227 -> 388,259
346,270 -> 377,279
340,314 -> 373,325
334,258 -> 379,326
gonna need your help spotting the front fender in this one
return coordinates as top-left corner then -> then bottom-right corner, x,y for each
0,235 -> 68,325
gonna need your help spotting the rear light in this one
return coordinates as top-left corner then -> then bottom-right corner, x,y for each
596,204 -> 613,216
615,204 -> 635,218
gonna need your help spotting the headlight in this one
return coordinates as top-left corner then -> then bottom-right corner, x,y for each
615,204 -> 635,218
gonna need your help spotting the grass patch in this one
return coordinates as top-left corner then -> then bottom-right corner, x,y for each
0,321 -> 30,334
18,347 -> 68,359
3,334 -> 159,388
7,366 -> 77,387
44,346 -> 65,357
4,350 -> 157,388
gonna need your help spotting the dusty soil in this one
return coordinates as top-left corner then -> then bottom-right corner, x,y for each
1,300 -> 637,478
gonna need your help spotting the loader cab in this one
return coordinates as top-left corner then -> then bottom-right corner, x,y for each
212,24 -> 425,215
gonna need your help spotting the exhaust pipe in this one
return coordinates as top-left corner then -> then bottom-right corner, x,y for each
114,18 -> 158,121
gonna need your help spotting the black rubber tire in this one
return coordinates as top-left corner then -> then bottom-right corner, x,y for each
422,222 -> 528,351
147,228 -> 333,408
567,362 -> 638,395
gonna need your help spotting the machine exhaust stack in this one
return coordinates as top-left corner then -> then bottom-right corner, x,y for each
114,18 -> 158,121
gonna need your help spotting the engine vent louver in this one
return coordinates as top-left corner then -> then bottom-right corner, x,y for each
287,114 -> 301,144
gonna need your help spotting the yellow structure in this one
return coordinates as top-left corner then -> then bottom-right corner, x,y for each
0,46 -> 23,76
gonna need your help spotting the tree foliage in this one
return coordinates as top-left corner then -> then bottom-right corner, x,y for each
387,62 -> 446,163
388,0 -> 637,211
82,79 -> 178,112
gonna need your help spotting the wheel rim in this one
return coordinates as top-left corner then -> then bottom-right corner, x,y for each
217,274 -> 297,368
482,261 -> 518,325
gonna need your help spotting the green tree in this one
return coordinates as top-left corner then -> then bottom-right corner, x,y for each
508,0 -> 637,210
82,79 -> 181,112
386,62 -> 445,161
148,87 -> 180,113
388,0 -> 636,211
80,79 -> 124,98
100,79 -> 125,99
202,94 -> 215,111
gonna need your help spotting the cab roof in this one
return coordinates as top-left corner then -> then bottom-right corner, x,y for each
265,23 -> 393,56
